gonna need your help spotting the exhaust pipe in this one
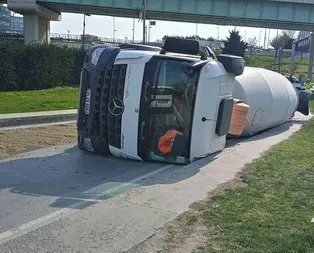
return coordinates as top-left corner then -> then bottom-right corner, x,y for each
296,90 -> 312,116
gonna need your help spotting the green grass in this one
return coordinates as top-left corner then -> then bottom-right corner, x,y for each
0,55 -> 311,115
196,103 -> 314,252
0,87 -> 79,114
245,53 -> 313,78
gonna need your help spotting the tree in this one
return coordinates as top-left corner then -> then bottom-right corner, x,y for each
222,30 -> 248,57
270,36 -> 284,51
161,35 -> 217,43
207,37 -> 215,41
281,32 -> 294,49
161,35 -> 184,42
283,30 -> 297,39
270,31 -> 295,50
247,37 -> 258,55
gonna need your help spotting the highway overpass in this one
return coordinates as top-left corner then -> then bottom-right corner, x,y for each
6,0 -> 314,44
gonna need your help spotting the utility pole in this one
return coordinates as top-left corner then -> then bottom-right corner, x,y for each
132,18 -> 135,43
82,14 -> 86,50
275,29 -> 279,59
148,20 -> 150,43
267,29 -> 271,48
290,42 -> 296,75
113,17 -> 116,43
308,32 -> 314,81
12,12 -> 15,33
82,14 -> 90,50
259,30 -> 262,47
196,23 -> 198,37
217,26 -> 220,40
142,0 -> 147,44
264,29 -> 267,49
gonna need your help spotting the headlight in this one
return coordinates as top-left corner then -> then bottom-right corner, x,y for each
91,48 -> 105,66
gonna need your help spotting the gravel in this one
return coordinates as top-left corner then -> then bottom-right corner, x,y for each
0,123 -> 77,159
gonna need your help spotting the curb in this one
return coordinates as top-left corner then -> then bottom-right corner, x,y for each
0,110 -> 77,128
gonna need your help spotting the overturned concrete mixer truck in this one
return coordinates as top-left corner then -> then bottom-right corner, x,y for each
76,38 -> 311,164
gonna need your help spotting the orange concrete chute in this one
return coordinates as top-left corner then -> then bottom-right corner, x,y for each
228,99 -> 250,136
157,129 -> 183,155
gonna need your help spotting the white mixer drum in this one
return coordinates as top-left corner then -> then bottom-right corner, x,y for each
233,67 -> 298,136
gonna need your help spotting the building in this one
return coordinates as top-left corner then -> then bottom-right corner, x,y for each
0,4 -> 11,32
0,4 -> 23,34
11,15 -> 23,33
296,31 -> 311,53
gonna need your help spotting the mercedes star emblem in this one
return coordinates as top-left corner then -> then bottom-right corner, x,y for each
108,98 -> 125,116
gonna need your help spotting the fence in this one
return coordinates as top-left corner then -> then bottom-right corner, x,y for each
0,31 -> 162,48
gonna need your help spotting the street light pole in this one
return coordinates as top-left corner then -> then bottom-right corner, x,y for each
148,20 -> 150,43
82,14 -> 91,50
259,30 -> 262,47
267,29 -> 271,48
113,17 -> 116,43
132,18 -> 135,43
82,14 -> 86,50
217,26 -> 220,40
142,0 -> 147,44
12,12 -> 15,33
264,29 -> 267,49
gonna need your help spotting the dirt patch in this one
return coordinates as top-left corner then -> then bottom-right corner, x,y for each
126,208 -> 208,253
126,172 -> 247,253
0,123 -> 77,159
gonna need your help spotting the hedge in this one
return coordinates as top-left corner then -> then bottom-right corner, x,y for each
0,42 -> 86,91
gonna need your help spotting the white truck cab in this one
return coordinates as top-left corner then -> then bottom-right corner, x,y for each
77,38 -> 244,164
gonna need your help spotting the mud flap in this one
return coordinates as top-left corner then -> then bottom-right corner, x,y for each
296,90 -> 312,116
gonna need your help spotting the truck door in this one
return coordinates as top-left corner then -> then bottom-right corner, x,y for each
138,57 -> 199,164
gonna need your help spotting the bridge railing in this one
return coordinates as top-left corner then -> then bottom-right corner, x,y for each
50,33 -> 163,47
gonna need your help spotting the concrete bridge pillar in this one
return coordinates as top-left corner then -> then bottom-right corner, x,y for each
7,0 -> 61,44
24,14 -> 51,44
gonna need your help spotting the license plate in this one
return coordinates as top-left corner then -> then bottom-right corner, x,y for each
84,89 -> 91,115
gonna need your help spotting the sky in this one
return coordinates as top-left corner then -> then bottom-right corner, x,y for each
50,13 -> 282,48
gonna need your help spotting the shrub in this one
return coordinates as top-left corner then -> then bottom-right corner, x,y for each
0,42 -> 19,90
0,42 -> 86,91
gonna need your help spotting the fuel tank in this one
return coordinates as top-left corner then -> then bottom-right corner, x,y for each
232,67 -> 298,136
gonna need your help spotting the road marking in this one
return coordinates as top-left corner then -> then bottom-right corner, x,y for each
0,164 -> 175,245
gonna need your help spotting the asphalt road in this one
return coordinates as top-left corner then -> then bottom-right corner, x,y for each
0,145 -> 186,252
0,145 -> 179,230
0,113 -> 311,253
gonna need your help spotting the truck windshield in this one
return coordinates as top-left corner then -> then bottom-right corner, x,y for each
147,59 -> 199,164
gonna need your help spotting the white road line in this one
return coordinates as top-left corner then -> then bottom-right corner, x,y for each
0,164 -> 175,245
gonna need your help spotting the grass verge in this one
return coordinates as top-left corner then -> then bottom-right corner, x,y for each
151,102 -> 314,253
245,54 -> 312,78
0,87 -> 79,114
199,103 -> 314,252
0,55 -> 310,114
